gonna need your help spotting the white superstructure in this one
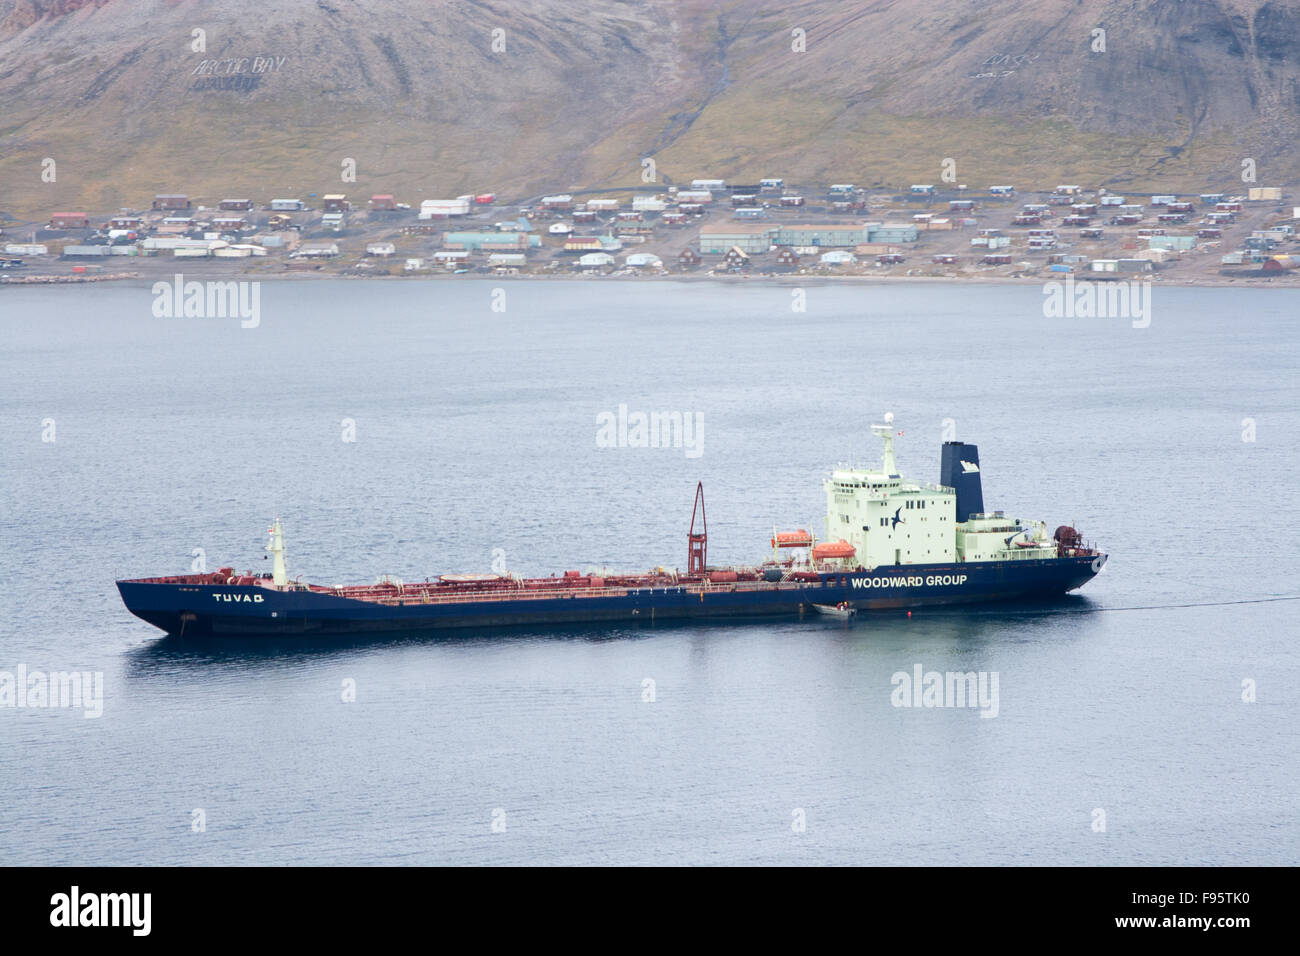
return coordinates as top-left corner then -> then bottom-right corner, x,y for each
820,415 -> 1054,569
266,518 -> 288,586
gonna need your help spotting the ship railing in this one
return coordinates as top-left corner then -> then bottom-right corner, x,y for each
358,578 -> 808,606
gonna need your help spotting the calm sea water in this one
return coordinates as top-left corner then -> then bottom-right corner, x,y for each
1,278 -> 1296,865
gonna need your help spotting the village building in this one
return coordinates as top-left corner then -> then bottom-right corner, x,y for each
297,240 -> 340,257
49,212 -> 90,229
219,199 -> 254,211
774,223 -> 871,247
152,194 -> 191,210
723,247 -> 751,270
369,194 -> 397,211
615,222 -> 655,236
868,223 -> 920,243
677,248 -> 701,268
322,194 -> 350,212
699,223 -> 778,254
445,232 -> 536,252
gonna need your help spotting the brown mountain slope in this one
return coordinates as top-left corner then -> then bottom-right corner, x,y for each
0,0 -> 1296,218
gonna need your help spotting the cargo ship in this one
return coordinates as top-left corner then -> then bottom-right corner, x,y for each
117,415 -> 1106,636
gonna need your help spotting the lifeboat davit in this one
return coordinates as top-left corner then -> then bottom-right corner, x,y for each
812,540 -> 855,560
771,530 -> 813,548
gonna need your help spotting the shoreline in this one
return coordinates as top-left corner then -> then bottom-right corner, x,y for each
3,270 -> 1294,289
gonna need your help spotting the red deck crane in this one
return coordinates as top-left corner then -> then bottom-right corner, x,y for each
687,482 -> 707,575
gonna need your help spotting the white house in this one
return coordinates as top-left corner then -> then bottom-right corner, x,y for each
366,242 -> 396,256
297,241 -> 340,258
577,252 -> 615,268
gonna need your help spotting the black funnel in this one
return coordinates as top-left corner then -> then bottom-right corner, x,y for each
940,441 -> 984,521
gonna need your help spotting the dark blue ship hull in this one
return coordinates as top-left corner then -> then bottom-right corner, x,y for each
117,554 -> 1105,637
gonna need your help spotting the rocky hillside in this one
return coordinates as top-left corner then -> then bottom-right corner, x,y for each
1,0 -> 1296,218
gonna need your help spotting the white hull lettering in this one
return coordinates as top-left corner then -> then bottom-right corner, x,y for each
212,593 -> 265,603
851,574 -> 968,590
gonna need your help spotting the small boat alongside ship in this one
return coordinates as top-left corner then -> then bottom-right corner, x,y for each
812,602 -> 857,620
117,415 -> 1106,637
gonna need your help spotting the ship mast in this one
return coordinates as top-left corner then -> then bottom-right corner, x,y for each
267,518 -> 287,587
871,411 -> 899,476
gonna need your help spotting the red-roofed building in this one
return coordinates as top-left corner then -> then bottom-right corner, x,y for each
50,212 -> 90,228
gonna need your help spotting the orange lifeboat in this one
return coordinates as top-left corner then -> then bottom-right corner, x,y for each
812,540 -> 855,561
771,530 -> 814,548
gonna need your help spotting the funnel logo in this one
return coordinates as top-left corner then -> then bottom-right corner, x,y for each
960,460 -> 979,473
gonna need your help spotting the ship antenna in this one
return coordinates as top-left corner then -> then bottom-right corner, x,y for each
688,482 -> 707,575
871,412 -> 899,476
267,518 -> 288,587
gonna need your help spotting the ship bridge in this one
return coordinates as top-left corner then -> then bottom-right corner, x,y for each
821,415 -> 1055,568
823,415 -> 959,568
